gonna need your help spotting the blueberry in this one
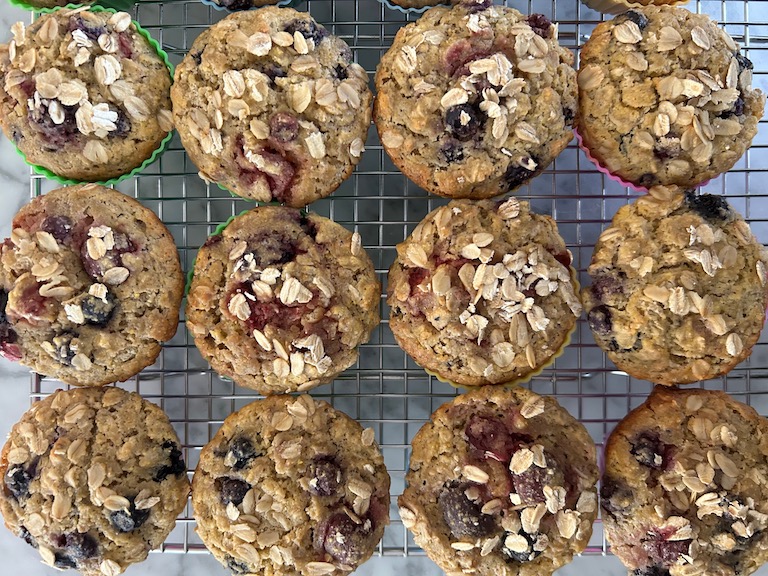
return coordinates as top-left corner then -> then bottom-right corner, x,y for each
438,482 -> 496,539
68,15 -> 106,41
203,233 -> 222,248
80,292 -> 116,327
638,173 -> 657,188
503,530 -> 544,563
111,109 -> 131,138
465,415 -> 527,463
216,477 -> 251,506
248,232 -> 302,268
299,214 -> 318,240
52,532 -> 99,569
735,52 -> 753,71
190,49 -> 203,65
41,216 -> 73,243
563,107 -> 575,126
684,191 -> 731,222
720,96 -> 745,119
623,10 -> 649,30
216,0 -> 252,9
630,432 -> 673,470
28,103 -> 79,149
653,136 -> 681,160
284,19 -> 328,47
590,274 -> 625,301
259,64 -> 287,86
440,142 -> 465,163
154,440 -> 186,481
50,332 -> 77,366
600,478 -> 634,519
527,14 -> 553,38
503,160 -> 537,191
334,64 -> 349,80
227,437 -> 259,470
511,461 -> 554,505
634,568 -> 671,576
269,112 -> 299,143
19,526 -> 37,548
110,498 -> 151,533
5,459 -> 38,500
587,305 -> 613,336
444,104 -> 481,142
321,512 -> 374,565
0,289 -> 8,324
226,556 -> 252,574
308,455 -> 342,497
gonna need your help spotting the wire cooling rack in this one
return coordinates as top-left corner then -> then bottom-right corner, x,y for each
26,0 -> 768,564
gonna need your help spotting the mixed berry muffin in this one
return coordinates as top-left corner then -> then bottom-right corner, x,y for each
16,0 -> 96,10
374,0 -> 577,199
0,387 -> 189,576
192,394 -> 390,576
203,0 -> 291,11
399,386 -> 599,576
172,7 -> 371,207
0,8 -> 173,183
186,206 -> 380,395
579,0 -> 689,18
0,184 -> 184,386
387,198 -> 582,387
602,386 -> 768,576
577,6 -> 765,189
583,187 -> 768,385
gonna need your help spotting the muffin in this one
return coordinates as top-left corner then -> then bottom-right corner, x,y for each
602,386 -> 768,576
399,386 -> 599,576
192,394 -> 390,576
172,7 -> 371,207
0,184 -> 185,386
0,8 -> 173,183
186,206 -> 380,394
374,0 -> 577,199
200,0 -> 293,11
0,387 -> 190,576
387,198 -> 582,387
577,6 -> 765,189
579,0 -> 689,17
583,187 -> 768,385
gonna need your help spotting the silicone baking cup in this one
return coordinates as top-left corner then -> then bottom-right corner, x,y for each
8,6 -> 173,186
376,0 -> 450,15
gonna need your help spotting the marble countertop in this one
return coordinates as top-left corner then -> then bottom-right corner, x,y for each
0,1 -> 767,576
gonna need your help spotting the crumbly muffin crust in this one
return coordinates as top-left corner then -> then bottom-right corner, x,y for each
602,386 -> 768,576
172,7 -> 371,207
192,394 -> 390,576
0,8 -> 173,182
186,206 -> 380,394
583,187 -> 768,385
577,6 -> 765,189
399,386 -> 599,576
387,199 -> 582,387
0,184 -> 184,386
0,387 -> 189,576
374,0 -> 577,198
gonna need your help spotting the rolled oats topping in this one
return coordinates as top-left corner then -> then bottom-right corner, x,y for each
172,8 -> 372,207
602,386 -> 768,576
0,184 -> 184,386
388,199 -> 581,387
399,386 -> 598,576
577,6 -> 765,189
374,3 -> 577,199
186,206 -> 380,395
193,395 -> 390,576
583,190 -> 768,386
0,387 -> 189,576
0,9 -> 173,182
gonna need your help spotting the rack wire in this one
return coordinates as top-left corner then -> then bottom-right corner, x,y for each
27,0 -> 768,564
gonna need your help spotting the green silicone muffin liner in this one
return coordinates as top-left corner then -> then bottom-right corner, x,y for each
9,5 -> 174,186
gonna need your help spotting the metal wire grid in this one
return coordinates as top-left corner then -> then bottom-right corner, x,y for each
24,0 -> 768,561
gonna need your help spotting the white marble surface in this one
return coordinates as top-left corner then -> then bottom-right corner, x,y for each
0,2 -> 767,576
